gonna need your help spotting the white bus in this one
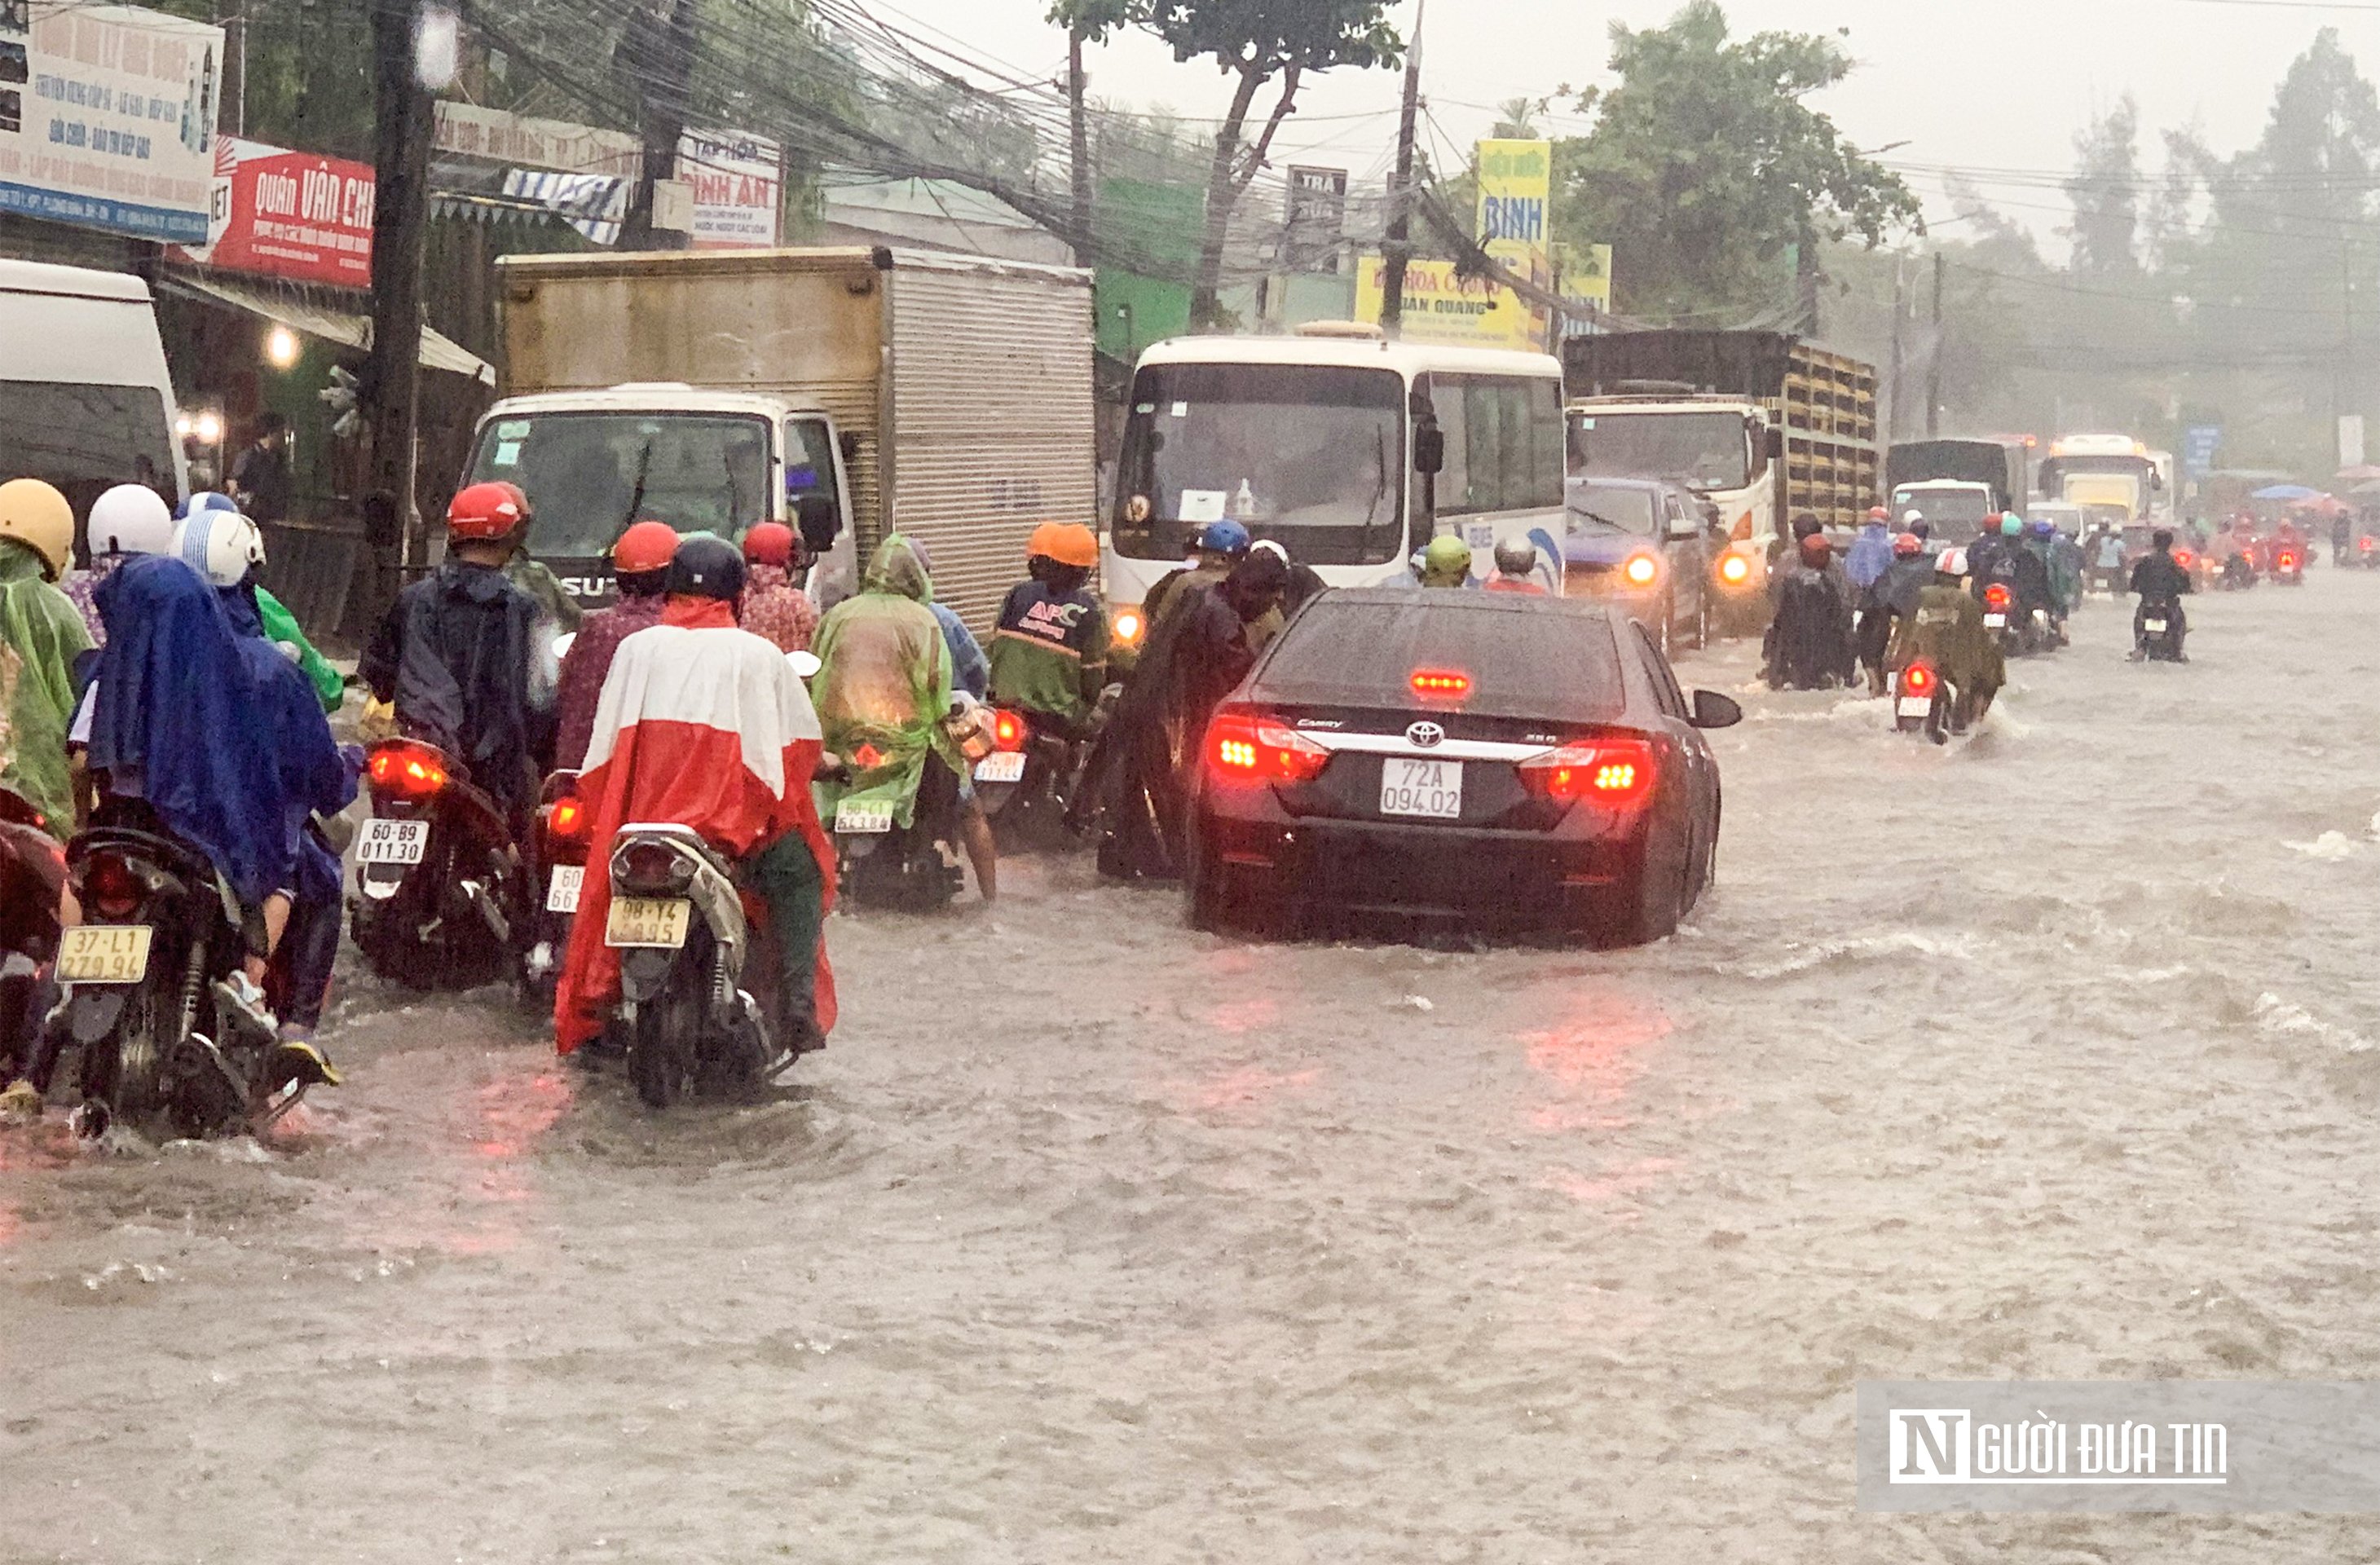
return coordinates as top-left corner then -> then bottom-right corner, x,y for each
1104,329 -> 1568,640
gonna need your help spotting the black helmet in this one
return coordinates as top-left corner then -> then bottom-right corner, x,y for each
668,531 -> 747,601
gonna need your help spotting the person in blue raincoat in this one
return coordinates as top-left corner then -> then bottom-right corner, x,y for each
1844,505 -> 1895,592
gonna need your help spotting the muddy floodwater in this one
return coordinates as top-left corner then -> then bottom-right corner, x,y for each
9,574 -> 2380,1562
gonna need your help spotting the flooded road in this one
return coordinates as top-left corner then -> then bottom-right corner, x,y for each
9,572 -> 2380,1562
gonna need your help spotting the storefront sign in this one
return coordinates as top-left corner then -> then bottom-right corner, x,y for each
1355,254 -> 1530,350
1473,138 -> 1553,350
678,128 -> 779,249
434,100 -> 640,179
0,1 -> 223,242
1286,165 -> 1347,274
178,137 -> 373,287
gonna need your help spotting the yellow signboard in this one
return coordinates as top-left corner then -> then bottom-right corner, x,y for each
1355,255 -> 1531,350
1476,138 -> 1553,346
1554,241 -> 1613,315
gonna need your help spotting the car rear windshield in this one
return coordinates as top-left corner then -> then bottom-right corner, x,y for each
1254,597 -> 1627,722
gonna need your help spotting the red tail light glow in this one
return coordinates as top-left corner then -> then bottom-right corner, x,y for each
1409,669 -> 1471,699
991,709 -> 1028,752
1518,737 -> 1657,805
852,742 -> 885,771
1983,583 -> 2012,611
1206,713 -> 1331,783
1903,662 -> 1936,696
547,797 -> 588,842
2175,549 -> 2196,568
368,740 -> 449,801
2279,551 -> 2298,569
86,853 -> 141,919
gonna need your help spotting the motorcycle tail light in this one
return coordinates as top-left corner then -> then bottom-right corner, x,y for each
2175,549 -> 2196,568
1519,736 -> 1657,805
546,796 -> 589,843
991,709 -> 1028,752
1984,583 -> 2012,611
1903,662 -> 1936,696
851,742 -> 886,772
367,739 -> 448,802
1206,712 -> 1330,784
86,853 -> 142,919
615,841 -> 694,895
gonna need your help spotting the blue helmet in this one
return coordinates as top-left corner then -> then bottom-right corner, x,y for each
2029,518 -> 2056,538
1196,518 -> 1251,555
174,490 -> 240,522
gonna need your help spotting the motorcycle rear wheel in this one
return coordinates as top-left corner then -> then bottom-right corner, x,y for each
628,984 -> 701,1109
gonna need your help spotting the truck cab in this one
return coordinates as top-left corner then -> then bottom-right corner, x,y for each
460,386 -> 857,606
1565,394 -> 1782,614
1888,479 -> 1997,546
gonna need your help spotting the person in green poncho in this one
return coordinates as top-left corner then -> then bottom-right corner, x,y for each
810,535 -> 997,900
0,480 -> 95,835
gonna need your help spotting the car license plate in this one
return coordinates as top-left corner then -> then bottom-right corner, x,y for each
1379,758 -> 1462,820
2144,618 -> 2167,634
605,897 -> 690,950
974,751 -> 1028,785
835,800 -> 896,835
355,818 -> 428,865
546,865 -> 584,914
58,925 -> 152,985
1983,611 -> 2007,628
1897,695 -> 1932,718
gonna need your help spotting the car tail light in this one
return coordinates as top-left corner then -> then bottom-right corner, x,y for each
991,709 -> 1028,752
1624,553 -> 1660,586
368,740 -> 448,801
1206,712 -> 1331,783
547,796 -> 589,843
1409,669 -> 1471,699
1983,583 -> 2012,611
1518,737 -> 1657,805
86,853 -> 143,919
1902,661 -> 1936,696
615,840 -> 694,895
1718,553 -> 1752,585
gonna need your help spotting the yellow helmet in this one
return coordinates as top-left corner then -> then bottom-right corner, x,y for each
0,478 -> 74,580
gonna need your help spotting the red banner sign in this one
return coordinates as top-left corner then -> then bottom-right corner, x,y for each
179,138 -> 376,289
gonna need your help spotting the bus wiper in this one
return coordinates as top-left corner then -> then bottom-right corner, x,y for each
1359,427 -> 1387,555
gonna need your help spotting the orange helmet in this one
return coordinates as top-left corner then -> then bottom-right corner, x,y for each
741,522 -> 796,569
1040,522 -> 1100,569
613,520 -> 681,575
447,481 -> 527,540
1025,522 -> 1064,562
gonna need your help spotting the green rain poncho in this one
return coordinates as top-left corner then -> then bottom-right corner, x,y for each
0,536 -> 94,834
809,536 -> 956,829
254,585 -> 345,711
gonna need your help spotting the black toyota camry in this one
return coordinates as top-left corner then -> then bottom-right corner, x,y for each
1183,589 -> 1740,944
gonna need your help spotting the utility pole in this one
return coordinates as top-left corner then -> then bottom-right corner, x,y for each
364,0 -> 434,619
1379,0 -> 1425,337
1886,256 -> 1906,444
215,0 -> 245,137
1926,250 -> 1945,439
1069,25 -> 1094,268
621,0 -> 697,250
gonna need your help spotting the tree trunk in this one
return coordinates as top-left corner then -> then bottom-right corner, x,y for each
1191,64 -> 1265,328
361,0 -> 434,632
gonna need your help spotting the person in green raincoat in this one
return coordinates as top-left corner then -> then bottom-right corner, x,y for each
1888,546 -> 2005,743
0,480 -> 95,834
810,535 -> 996,896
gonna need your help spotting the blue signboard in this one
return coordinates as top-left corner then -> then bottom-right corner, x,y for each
2182,424 -> 2223,480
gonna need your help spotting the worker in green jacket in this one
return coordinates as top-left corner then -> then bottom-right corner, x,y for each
0,480 -> 95,833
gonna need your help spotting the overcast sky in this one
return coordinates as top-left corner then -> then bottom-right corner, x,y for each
876,0 -> 2380,258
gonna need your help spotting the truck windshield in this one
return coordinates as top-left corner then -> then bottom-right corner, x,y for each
468,412 -> 774,557
1113,364 -> 1406,566
1569,410 -> 1749,491
1892,484 -> 1994,544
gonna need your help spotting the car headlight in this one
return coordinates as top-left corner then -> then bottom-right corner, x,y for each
1718,553 -> 1752,586
1624,553 -> 1660,587
1113,608 -> 1144,646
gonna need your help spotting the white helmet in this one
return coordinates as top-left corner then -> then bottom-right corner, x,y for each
86,484 -> 175,558
1936,547 -> 1969,576
1900,509 -> 1924,527
172,509 -> 267,588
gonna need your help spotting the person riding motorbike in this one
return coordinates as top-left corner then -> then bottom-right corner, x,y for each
738,522 -> 819,655
809,536 -> 989,900
2332,510 -> 2355,566
0,479 -> 94,835
1140,519 -> 1251,630
2129,528 -> 2194,662
1889,546 -> 2005,743
1844,505 -> 1894,591
1483,536 -> 1549,595
553,533 -> 837,1061
1765,531 -> 1854,690
360,482 -> 552,829
553,520 -> 679,772
63,483 -> 174,646
2024,517 -> 2077,641
989,522 -> 1109,740
1976,514 -> 2056,640
1087,550 -> 1289,880
1417,532 -> 1474,589
1856,531 -> 1933,695
2219,517 -> 2260,587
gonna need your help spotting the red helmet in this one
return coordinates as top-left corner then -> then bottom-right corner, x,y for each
1892,531 -> 1923,556
447,481 -> 527,540
742,522 -> 796,569
613,520 -> 681,575
1867,505 -> 1890,523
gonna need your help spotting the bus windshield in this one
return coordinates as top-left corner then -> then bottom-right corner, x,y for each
467,412 -> 774,558
1113,363 -> 1406,567
1569,410 -> 1750,491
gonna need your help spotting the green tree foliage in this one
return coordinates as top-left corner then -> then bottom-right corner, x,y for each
2065,95 -> 2141,277
1550,0 -> 1919,322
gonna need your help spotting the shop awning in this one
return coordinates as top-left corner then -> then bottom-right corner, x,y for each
162,271 -> 496,385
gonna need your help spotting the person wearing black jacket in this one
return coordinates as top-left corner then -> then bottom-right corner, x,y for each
359,483 -> 551,826
2128,529 -> 2194,661
1856,532 -> 1934,694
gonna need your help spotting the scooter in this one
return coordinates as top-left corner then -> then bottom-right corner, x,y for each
524,770 -> 590,1003
976,703 -> 1106,850
597,824 -> 777,1109
2272,545 -> 2306,586
0,784 -> 62,1087
2362,536 -> 2380,571
350,738 -> 531,991
1890,660 -> 1941,735
2218,553 -> 2256,591
2135,598 -> 2187,663
830,747 -> 968,911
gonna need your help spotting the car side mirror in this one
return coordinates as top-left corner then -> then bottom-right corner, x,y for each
1667,514 -> 1700,540
1765,427 -> 1786,461
1690,689 -> 1742,730
1413,420 -> 1445,476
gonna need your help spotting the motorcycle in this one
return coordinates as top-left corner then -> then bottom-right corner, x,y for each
2135,598 -> 2186,663
2272,545 -> 2307,586
350,738 -> 530,991
0,785 -> 63,1087
54,806 -> 325,1138
976,699 -> 1108,850
1980,580 -> 2042,656
1890,660 -> 1941,736
2219,553 -> 2257,591
2362,536 -> 2380,571
523,770 -> 591,1003
598,823 -> 777,1109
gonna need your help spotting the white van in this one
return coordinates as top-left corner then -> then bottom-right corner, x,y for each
0,259 -> 187,517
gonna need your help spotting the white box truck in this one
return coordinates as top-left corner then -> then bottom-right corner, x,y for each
0,259 -> 187,518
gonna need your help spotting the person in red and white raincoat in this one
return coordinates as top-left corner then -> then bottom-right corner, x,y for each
554,536 -> 835,1057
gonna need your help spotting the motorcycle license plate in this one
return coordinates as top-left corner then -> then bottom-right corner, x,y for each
605,897 -> 690,950
973,751 -> 1028,785
835,800 -> 896,835
1897,696 -> 1933,718
57,925 -> 152,985
1380,758 -> 1462,820
355,819 -> 428,865
546,865 -> 584,914
1983,612 -> 2007,629
2144,619 -> 2168,634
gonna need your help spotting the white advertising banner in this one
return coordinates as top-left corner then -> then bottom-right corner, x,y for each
0,1 -> 223,243
678,128 -> 780,249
